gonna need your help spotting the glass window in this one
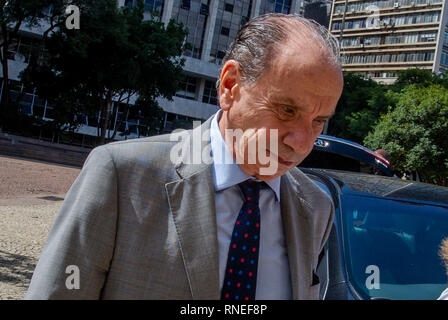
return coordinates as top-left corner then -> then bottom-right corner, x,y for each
173,0 -> 209,59
341,195 -> 448,300
221,26 -> 230,36
224,2 -> 234,12
144,0 -> 164,16
176,75 -> 198,100
441,53 -> 448,66
202,80 -> 218,105
259,0 -> 291,15
210,0 -> 252,65
181,0 -> 190,10
200,3 -> 209,15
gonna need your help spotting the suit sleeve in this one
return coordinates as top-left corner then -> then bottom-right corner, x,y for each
25,146 -> 118,299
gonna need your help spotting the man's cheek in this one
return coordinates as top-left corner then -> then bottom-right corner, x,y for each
258,128 -> 279,176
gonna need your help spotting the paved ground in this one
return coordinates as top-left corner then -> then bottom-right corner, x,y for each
0,155 -> 81,299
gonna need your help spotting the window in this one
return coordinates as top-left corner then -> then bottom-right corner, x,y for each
176,75 -> 198,100
144,0 -> 164,16
202,80 -> 218,105
209,0 -> 252,65
341,195 -> 448,299
217,50 -> 226,59
173,0 -> 208,59
181,0 -> 190,10
441,53 -> 448,66
200,3 -> 209,15
221,26 -> 230,36
224,2 -> 234,12
259,0 -> 291,15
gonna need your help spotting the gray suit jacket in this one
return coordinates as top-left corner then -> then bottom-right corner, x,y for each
25,118 -> 334,300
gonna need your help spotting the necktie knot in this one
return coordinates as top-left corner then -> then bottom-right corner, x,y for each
238,180 -> 264,204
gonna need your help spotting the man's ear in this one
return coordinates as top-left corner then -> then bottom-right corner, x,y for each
219,60 -> 240,111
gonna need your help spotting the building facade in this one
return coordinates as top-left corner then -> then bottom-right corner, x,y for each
303,0 -> 333,28
2,0 -> 314,141
329,0 -> 448,84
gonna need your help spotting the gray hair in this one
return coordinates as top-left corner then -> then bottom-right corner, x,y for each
217,13 -> 342,89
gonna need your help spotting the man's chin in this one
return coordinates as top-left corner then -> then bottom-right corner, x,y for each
239,162 -> 297,181
253,166 -> 293,181
253,173 -> 282,181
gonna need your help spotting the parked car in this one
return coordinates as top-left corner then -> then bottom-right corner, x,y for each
301,168 -> 448,300
301,135 -> 393,177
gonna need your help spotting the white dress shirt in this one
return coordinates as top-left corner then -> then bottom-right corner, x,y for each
210,110 -> 292,300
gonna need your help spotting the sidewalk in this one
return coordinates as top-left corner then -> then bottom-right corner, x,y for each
0,155 -> 80,299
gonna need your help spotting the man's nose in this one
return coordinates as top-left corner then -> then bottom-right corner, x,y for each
282,124 -> 315,155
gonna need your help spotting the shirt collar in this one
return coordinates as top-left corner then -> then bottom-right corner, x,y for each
210,110 -> 281,201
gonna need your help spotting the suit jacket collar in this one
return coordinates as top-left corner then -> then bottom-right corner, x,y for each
165,118 -> 220,299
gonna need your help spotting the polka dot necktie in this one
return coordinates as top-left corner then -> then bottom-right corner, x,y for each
221,179 -> 264,300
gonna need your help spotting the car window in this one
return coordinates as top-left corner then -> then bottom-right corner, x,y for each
340,194 -> 448,300
301,150 -> 389,176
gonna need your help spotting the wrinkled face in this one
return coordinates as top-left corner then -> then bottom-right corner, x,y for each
218,39 -> 343,181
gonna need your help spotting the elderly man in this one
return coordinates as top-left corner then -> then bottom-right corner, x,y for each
26,13 -> 343,300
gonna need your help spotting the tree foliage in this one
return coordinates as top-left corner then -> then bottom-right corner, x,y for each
329,68 -> 446,145
24,0 -> 187,144
0,0 -> 69,110
364,84 -> 448,186
328,73 -> 391,143
393,68 -> 441,91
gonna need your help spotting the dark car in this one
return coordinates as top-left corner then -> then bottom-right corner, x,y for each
301,135 -> 393,177
302,168 -> 448,300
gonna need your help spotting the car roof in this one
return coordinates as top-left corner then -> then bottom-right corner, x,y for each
318,135 -> 390,164
308,169 -> 448,207
313,135 -> 392,176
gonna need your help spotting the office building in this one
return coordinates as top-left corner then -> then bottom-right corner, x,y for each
303,0 -> 332,28
329,0 -> 448,83
2,0 -> 311,140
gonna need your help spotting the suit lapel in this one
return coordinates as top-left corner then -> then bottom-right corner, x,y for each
280,171 -> 315,300
165,119 -> 220,299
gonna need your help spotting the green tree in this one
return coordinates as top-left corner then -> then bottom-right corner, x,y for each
0,0 -> 65,111
364,84 -> 448,186
25,0 -> 187,145
343,85 -> 395,142
328,73 -> 390,143
393,68 -> 440,91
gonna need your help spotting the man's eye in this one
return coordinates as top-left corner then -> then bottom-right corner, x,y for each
282,106 -> 295,115
314,119 -> 326,125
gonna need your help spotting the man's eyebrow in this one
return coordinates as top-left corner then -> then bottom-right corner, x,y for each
270,96 -> 305,110
317,111 -> 336,119
270,96 -> 335,118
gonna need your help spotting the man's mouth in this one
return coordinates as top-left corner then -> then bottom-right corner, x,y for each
277,155 -> 295,167
265,150 -> 297,167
